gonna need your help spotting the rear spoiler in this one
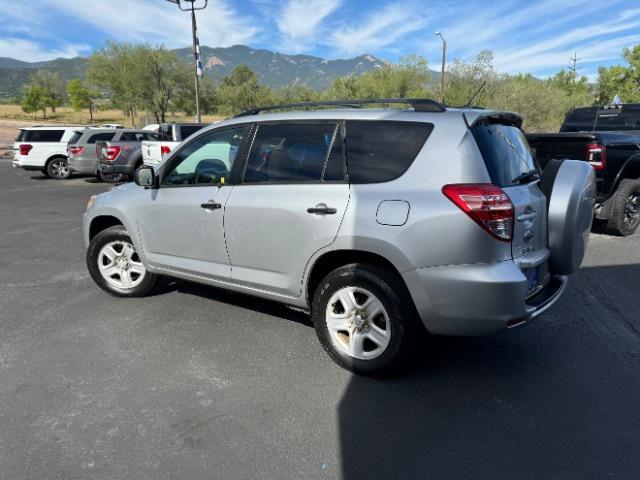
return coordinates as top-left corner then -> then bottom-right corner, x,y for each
463,111 -> 522,129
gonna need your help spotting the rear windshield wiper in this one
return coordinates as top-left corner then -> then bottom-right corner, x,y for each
512,169 -> 540,185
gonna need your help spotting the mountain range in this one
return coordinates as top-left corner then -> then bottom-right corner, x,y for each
0,44 -> 392,98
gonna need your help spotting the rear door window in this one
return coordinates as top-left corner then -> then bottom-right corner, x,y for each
472,123 -> 539,187
344,121 -> 432,183
243,123 -> 337,183
67,131 -> 83,145
21,130 -> 64,142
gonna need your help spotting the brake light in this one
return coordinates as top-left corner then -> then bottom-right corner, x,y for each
101,145 -> 121,161
19,144 -> 33,156
160,145 -> 171,156
586,143 -> 606,170
442,184 -> 514,242
68,146 -> 84,155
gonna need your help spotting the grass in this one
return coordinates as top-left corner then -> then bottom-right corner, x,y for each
0,104 -> 223,126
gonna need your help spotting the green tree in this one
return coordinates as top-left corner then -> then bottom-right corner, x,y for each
548,69 -> 592,108
31,70 -> 65,113
445,50 -> 495,106
66,79 -> 101,121
21,85 -> 50,118
596,45 -> 640,103
216,65 -> 272,115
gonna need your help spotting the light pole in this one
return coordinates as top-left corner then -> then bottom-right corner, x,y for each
435,31 -> 446,104
166,0 -> 208,123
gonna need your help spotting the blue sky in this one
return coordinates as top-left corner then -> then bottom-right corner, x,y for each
0,0 -> 638,80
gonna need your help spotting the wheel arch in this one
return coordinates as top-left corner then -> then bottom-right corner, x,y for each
305,249 -> 411,308
612,153 -> 640,193
89,215 -> 124,241
44,153 -> 68,167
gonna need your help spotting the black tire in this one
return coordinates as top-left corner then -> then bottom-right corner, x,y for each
604,178 -> 640,236
86,225 -> 158,297
99,169 -> 126,183
45,157 -> 71,180
311,263 -> 419,376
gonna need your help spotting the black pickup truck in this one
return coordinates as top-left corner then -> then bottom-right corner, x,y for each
527,104 -> 640,236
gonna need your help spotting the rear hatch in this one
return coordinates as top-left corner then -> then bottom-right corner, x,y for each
470,118 -> 547,263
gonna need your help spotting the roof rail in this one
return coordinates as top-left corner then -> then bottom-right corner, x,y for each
235,98 -> 446,117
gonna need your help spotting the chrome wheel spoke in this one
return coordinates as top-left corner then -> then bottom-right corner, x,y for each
348,331 -> 366,358
338,289 -> 357,313
367,325 -> 389,347
129,262 -> 145,275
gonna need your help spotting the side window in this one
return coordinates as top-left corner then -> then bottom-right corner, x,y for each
162,126 -> 248,186
87,132 -> 116,144
243,123 -> 337,183
180,125 -> 205,139
345,121 -> 433,183
24,130 -> 64,142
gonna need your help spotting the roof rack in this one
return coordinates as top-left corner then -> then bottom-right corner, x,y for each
235,98 -> 446,117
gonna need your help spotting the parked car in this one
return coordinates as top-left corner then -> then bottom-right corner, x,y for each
527,103 -> 640,236
141,123 -> 205,167
83,99 -> 595,375
12,126 -> 85,179
67,128 -> 120,177
96,130 -> 159,183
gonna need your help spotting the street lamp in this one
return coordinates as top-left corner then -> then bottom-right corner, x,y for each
435,31 -> 446,104
166,0 -> 208,123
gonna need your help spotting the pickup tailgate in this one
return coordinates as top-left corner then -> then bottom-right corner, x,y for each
525,133 -> 596,168
142,140 -> 179,167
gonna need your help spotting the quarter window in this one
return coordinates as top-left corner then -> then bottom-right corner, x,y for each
19,129 -> 64,142
243,123 -> 338,183
162,126 -> 248,186
345,121 -> 433,183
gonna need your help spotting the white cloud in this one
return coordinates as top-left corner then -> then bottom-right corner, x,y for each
330,3 -> 427,55
0,38 -> 91,62
42,0 -> 259,49
277,0 -> 341,53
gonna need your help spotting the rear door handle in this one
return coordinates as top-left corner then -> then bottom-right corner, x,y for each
201,201 -> 222,210
307,207 -> 337,215
517,211 -> 537,222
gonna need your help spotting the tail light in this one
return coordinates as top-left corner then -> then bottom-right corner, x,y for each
586,143 -> 606,170
68,146 -> 84,156
101,145 -> 121,161
160,145 -> 171,156
442,184 -> 514,242
19,144 -> 33,156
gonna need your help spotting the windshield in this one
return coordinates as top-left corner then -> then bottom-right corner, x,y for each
472,123 -> 539,187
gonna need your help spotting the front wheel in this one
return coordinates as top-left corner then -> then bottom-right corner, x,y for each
46,157 -> 71,179
311,264 -> 419,376
605,178 -> 640,236
87,225 -> 158,297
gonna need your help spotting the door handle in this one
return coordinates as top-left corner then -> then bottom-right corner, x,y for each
517,211 -> 537,222
201,202 -> 222,210
307,207 -> 337,215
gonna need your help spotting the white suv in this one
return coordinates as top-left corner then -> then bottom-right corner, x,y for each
12,126 -> 85,179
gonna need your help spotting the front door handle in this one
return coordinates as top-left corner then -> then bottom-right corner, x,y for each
307,207 -> 337,215
201,201 -> 222,210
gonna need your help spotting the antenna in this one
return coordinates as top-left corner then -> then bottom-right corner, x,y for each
464,80 -> 487,108
569,51 -> 581,79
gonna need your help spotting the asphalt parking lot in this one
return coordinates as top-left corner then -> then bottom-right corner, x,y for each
0,160 -> 639,480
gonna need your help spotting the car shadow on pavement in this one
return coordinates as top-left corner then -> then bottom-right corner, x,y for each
163,278 -> 312,328
337,264 -> 640,480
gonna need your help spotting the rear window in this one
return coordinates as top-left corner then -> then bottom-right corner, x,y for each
87,132 -> 116,144
157,125 -> 173,141
18,129 -> 64,142
472,123 -> 538,187
345,121 -> 432,183
561,105 -> 640,132
180,125 -> 204,139
67,131 -> 83,145
120,132 -> 158,141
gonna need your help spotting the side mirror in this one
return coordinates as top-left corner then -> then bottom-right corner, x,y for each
135,166 -> 155,188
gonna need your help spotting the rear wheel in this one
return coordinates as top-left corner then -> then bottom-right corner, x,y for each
605,178 -> 640,236
87,225 -> 158,297
46,157 -> 71,179
311,263 -> 419,376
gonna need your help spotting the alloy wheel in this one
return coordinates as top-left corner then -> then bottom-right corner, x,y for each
97,240 -> 146,290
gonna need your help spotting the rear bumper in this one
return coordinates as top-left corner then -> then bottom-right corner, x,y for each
98,162 -> 135,176
68,157 -> 97,174
12,160 -> 42,171
403,251 -> 566,336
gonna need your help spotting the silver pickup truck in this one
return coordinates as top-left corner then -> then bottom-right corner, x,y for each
141,123 -> 206,168
96,130 -> 159,182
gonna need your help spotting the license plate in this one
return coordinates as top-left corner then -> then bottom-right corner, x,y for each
524,267 -> 539,295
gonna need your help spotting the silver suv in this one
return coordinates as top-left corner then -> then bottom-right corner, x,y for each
83,99 -> 596,375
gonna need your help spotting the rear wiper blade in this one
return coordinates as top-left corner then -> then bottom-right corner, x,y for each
512,170 -> 540,185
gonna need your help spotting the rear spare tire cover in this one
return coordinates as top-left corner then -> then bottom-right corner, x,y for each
545,160 -> 596,275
